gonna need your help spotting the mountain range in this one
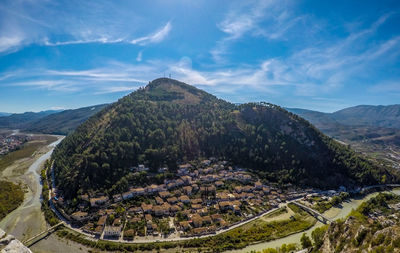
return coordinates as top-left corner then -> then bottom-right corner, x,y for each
51,78 -> 396,199
0,104 -> 107,135
287,105 -> 400,130
287,106 -> 400,147
0,112 -> 11,117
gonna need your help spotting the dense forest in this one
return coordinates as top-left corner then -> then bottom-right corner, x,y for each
52,78 -> 398,199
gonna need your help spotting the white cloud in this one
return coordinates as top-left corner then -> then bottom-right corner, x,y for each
0,1 -> 172,54
212,0 -> 304,62
131,22 -> 172,46
136,51 -> 143,62
0,35 -> 25,53
95,85 -> 139,94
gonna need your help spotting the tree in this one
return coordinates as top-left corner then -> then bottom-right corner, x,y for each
312,226 -> 327,248
330,196 -> 341,206
301,233 -> 312,249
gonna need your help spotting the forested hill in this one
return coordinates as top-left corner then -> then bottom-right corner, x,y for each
52,78 -> 398,199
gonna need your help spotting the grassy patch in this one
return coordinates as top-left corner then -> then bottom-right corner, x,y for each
264,207 -> 288,218
0,181 -> 24,220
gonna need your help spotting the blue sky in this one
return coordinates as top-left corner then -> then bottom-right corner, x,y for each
0,0 -> 399,113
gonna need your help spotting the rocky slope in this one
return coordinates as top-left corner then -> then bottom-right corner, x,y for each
0,229 -> 32,253
315,193 -> 400,253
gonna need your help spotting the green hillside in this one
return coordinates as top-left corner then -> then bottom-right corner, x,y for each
52,78 -> 397,199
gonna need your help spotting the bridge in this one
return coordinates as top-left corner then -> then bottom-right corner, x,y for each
22,222 -> 64,246
291,201 -> 332,224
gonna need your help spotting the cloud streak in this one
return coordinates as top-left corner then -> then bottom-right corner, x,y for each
131,22 -> 172,46
0,0 -> 172,53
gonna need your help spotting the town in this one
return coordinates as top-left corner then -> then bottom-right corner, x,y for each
0,131 -> 29,155
50,158 -> 348,242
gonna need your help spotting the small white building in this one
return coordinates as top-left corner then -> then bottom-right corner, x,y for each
103,226 -> 121,238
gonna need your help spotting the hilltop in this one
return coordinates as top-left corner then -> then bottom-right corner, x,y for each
52,78 -> 398,199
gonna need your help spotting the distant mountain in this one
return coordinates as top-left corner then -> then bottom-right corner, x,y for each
287,104 -> 400,130
333,105 -> 400,128
25,104 -> 108,135
52,78 -> 396,200
0,112 -> 11,117
0,110 -> 61,129
287,105 -> 400,168
0,105 -> 108,135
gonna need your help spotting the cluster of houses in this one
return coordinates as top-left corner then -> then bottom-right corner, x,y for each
0,134 -> 28,155
53,159 -> 314,240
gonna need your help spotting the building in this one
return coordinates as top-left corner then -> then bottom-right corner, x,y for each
71,211 -> 88,221
90,196 -> 109,207
103,226 -> 121,238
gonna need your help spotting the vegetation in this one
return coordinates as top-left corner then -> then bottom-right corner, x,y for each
313,192 -> 350,213
41,159 -> 59,226
250,243 -> 298,253
300,233 -> 312,249
0,181 -> 24,220
51,78 -> 396,200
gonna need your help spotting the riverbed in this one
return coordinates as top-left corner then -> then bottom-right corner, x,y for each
0,136 -> 95,253
227,189 -> 400,252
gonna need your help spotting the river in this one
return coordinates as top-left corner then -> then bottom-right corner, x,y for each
0,136 -> 94,253
227,189 -> 400,252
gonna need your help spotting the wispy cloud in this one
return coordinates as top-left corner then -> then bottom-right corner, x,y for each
95,85 -> 140,94
42,21 -> 172,47
42,37 -> 124,46
368,80 -> 400,94
131,22 -> 172,46
212,0 -> 305,62
136,51 -> 143,62
0,1 -> 172,54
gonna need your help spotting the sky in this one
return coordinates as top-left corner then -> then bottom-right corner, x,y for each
0,0 -> 399,113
